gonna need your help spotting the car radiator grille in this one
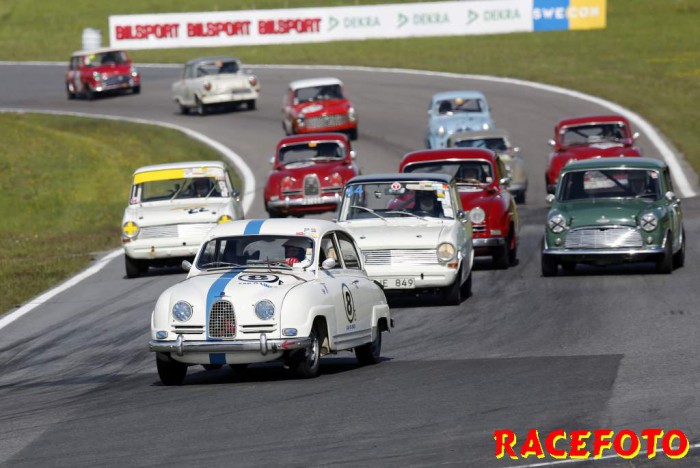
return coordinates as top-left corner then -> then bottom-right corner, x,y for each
564,228 -> 643,249
303,175 -> 321,196
103,75 -> 130,87
472,225 -> 487,233
139,223 -> 215,239
305,114 -> 348,129
364,249 -> 438,266
209,300 -> 236,339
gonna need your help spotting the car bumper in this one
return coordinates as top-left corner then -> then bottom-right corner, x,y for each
201,90 -> 258,105
150,334 -> 311,357
366,265 -> 459,290
297,122 -> 357,134
473,237 -> 506,255
542,247 -> 665,262
267,194 -> 341,211
124,237 -> 206,260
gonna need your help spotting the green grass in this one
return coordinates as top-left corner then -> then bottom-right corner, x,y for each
0,114 -> 240,313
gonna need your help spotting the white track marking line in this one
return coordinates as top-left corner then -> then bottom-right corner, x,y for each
0,108 -> 256,331
503,441 -> 700,467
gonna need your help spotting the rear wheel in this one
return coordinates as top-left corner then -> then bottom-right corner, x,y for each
290,323 -> 323,378
656,235 -> 674,274
125,256 -> 148,278
355,329 -> 382,365
156,353 -> 187,386
541,254 -> 558,277
673,228 -> 685,269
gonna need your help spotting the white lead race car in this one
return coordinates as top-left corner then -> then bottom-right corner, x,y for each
149,218 -> 392,385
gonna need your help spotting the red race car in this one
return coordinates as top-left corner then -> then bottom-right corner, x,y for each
264,133 -> 359,218
400,148 -> 519,269
282,77 -> 358,140
66,48 -> 140,100
545,115 -> 641,194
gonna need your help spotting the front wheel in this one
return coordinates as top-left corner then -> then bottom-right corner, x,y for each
125,256 -> 148,278
85,85 -> 95,101
673,228 -> 685,269
66,84 -> 76,100
246,99 -> 256,110
132,85 -> 141,94
348,128 -> 358,141
156,353 -> 187,386
289,324 -> 324,378
355,329 -> 382,365
656,235 -> 674,274
443,269 -> 463,305
541,254 -> 558,277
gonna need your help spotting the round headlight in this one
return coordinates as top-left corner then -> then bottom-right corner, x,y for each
172,301 -> 193,322
217,214 -> 232,224
640,213 -> 658,232
437,125 -> 446,136
469,207 -> 486,224
255,300 -> 275,320
548,213 -> 567,233
437,242 -> 456,262
482,122 -> 490,130
348,106 -> 356,122
122,221 -> 139,239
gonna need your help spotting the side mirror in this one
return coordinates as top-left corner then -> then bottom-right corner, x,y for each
181,260 -> 192,272
350,150 -> 357,160
457,210 -> 467,220
545,194 -> 555,204
293,98 -> 300,105
231,188 -> 240,202
321,258 -> 337,270
665,191 -> 676,201
499,177 -> 511,187
633,132 -> 640,140
548,139 -> 556,147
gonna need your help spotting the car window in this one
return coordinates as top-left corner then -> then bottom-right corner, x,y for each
335,232 -> 361,269
663,168 -> 674,193
559,169 -> 661,201
561,123 -> 627,146
454,137 -> 507,152
278,141 -> 345,165
404,161 -> 494,185
295,84 -> 343,102
136,177 -> 224,203
435,98 -> 482,115
197,235 -> 314,269
318,234 -> 341,269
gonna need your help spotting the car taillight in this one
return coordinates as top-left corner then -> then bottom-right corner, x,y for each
248,76 -> 258,87
204,82 -> 212,91
281,176 -> 296,194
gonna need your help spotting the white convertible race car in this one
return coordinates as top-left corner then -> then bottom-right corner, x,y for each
337,173 -> 474,305
148,218 -> 392,385
121,161 -> 244,278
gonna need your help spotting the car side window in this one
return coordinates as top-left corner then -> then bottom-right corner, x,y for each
318,234 -> 341,269
335,232 -> 361,270
664,168 -> 674,194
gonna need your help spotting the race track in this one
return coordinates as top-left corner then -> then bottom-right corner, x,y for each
0,63 -> 699,467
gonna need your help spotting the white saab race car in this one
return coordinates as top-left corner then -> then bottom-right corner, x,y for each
148,218 -> 392,385
121,161 -> 244,278
337,173 -> 474,305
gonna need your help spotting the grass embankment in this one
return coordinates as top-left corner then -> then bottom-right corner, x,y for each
0,114 -> 239,313
0,0 -> 698,172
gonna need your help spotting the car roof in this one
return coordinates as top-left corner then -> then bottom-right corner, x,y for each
562,157 -> 667,172
347,172 -> 454,185
133,161 -> 226,174
402,148 -> 497,166
185,56 -> 241,66
448,129 -> 510,142
431,90 -> 486,102
556,115 -> 631,128
289,77 -> 343,91
71,47 -> 129,57
204,218 -> 347,241
277,132 -> 349,147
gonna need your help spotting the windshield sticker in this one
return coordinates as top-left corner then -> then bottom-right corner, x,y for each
303,227 -> 318,238
406,182 -> 435,190
391,182 -> 402,191
650,172 -> 658,179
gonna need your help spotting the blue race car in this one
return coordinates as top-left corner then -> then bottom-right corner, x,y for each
425,91 -> 495,149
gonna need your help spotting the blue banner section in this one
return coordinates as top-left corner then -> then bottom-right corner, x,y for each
533,0 -> 570,31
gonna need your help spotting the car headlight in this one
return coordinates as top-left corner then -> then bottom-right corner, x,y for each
217,214 -> 232,224
437,242 -> 456,262
130,66 -> 139,77
548,213 -> 567,233
640,213 -> 658,232
482,122 -> 490,130
469,207 -> 486,224
172,301 -> 193,322
296,116 -> 305,127
92,71 -> 101,81
248,75 -> 258,87
348,106 -> 356,122
122,221 -> 139,239
437,125 -> 446,136
254,300 -> 275,320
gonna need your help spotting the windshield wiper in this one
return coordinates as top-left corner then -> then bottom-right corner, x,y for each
350,205 -> 387,222
246,260 -> 292,270
385,210 -> 430,221
199,261 -> 245,269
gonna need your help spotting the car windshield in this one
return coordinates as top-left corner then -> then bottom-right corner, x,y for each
559,169 -> 662,201
196,60 -> 239,76
435,98 -> 482,115
135,176 -> 226,203
197,235 -> 314,270
295,84 -> 344,102
339,181 -> 455,221
561,123 -> 627,146
404,161 -> 494,185
453,137 -> 508,152
278,141 -> 345,165
84,51 -> 128,67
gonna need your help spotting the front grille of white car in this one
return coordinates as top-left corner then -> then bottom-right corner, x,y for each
364,249 -> 439,266
305,114 -> 348,129
565,228 -> 643,249
139,223 -> 215,239
209,300 -> 236,339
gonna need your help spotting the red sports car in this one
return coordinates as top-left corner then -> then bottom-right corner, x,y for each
264,133 -> 359,218
399,148 -> 519,269
66,48 -> 140,100
545,115 -> 641,194
282,77 -> 358,140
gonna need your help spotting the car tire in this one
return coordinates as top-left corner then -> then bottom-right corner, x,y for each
673,228 -> 685,269
541,254 -> 558,277
202,364 -> 221,371
133,85 -> 141,95
85,85 -> 95,101
561,262 -> 576,273
66,84 -> 76,100
196,97 -> 207,116
229,364 -> 248,372
515,191 -> 526,204
246,100 -> 256,110
267,208 -> 285,219
443,269 -> 463,305
492,243 -> 509,270
125,256 -> 148,278
178,101 -> 190,115
156,352 -> 187,386
290,323 -> 323,378
355,329 -> 382,366
656,235 -> 674,274
348,128 -> 358,141
460,271 -> 473,299
507,228 -> 518,266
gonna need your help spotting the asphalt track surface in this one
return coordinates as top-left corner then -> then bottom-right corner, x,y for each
1,63 -> 699,467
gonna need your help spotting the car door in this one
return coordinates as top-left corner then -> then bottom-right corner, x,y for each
282,89 -> 293,133
334,231 -> 373,341
663,168 -> 682,249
